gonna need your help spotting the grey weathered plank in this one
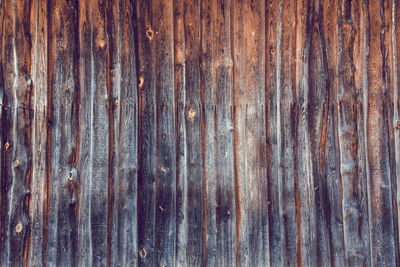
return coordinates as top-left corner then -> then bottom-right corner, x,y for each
321,1 -> 346,266
174,0 -> 204,266
336,0 -> 370,265
28,0 -> 48,266
212,1 -> 236,266
265,0 -> 280,265
108,0 -> 138,266
136,0 -> 157,265
76,0 -> 93,265
200,0 -> 217,265
278,0 -> 299,264
46,0 -> 80,265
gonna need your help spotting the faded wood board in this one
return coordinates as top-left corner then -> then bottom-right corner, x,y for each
0,0 -> 400,266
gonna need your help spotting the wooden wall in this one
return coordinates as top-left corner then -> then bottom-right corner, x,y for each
0,0 -> 400,266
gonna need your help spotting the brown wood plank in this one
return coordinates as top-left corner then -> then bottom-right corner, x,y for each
394,0 -> 400,261
336,0 -> 370,265
232,0 -> 268,265
308,0 -> 333,264
366,0 -> 396,265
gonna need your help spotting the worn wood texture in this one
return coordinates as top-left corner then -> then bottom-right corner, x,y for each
1,0 -> 400,266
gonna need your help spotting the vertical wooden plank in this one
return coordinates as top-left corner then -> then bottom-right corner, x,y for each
0,0 -> 6,263
394,0 -> 400,261
213,0 -> 236,266
231,1 -> 247,266
76,0 -> 92,265
354,0 -> 372,265
308,0 -> 333,265
46,0 -> 80,265
175,0 -> 204,266
233,0 -> 268,265
384,0 -> 400,264
90,0 -> 109,265
265,0 -> 280,265
295,0 -> 317,265
108,0 -> 138,266
28,0 -> 48,265
322,1 -> 346,266
366,0 -> 396,265
137,0 -> 176,266
153,1 -> 176,265
336,0 -> 370,265
0,0 -> 5,264
200,0 -> 217,265
173,0 -> 186,265
277,0 -> 299,265
136,0 -> 157,264
1,0 -> 33,265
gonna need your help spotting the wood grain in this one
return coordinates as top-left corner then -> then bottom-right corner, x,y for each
1,0 -> 400,266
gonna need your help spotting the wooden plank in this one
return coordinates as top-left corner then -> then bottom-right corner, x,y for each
28,0 -> 48,265
0,0 -> 6,264
76,0 -> 93,265
394,0 -> 400,262
173,0 -> 186,265
46,0 -> 80,265
137,0 -> 176,266
174,0 -> 204,266
295,0 -> 317,265
308,0 -> 333,264
321,1 -> 346,266
0,0 -> 6,263
200,0 -> 217,265
278,0 -> 299,265
108,0 -> 138,266
136,0 -> 157,265
265,0 -> 280,264
90,0 -> 109,265
354,1 -> 372,266
232,0 -> 268,265
384,0 -> 400,264
153,0 -> 176,265
231,1 -> 247,265
1,0 -> 34,265
212,1 -> 236,266
366,0 -> 396,265
336,0 -> 370,265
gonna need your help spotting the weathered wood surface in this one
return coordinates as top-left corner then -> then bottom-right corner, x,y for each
1,0 -> 400,266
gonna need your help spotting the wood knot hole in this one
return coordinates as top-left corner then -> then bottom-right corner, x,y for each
15,222 -> 23,233
139,248 -> 147,259
146,29 -> 154,40
188,108 -> 196,121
